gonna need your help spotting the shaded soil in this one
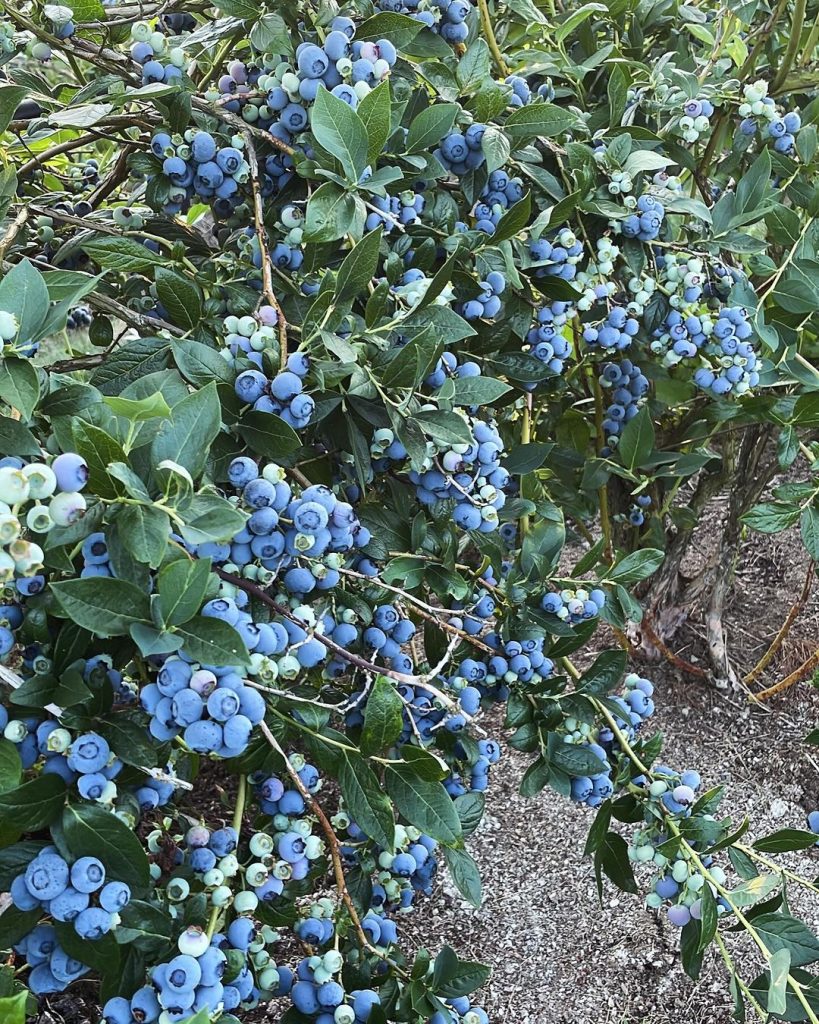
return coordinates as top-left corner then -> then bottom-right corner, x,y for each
35,495 -> 819,1024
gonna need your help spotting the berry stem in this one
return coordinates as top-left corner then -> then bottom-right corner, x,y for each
772,0 -> 807,91
476,0 -> 509,77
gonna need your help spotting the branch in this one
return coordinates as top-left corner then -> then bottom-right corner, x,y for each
744,562 -> 813,686
258,719 -> 409,977
241,129 -> 289,369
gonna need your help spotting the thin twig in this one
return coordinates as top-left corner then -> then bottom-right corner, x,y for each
744,562 -> 813,685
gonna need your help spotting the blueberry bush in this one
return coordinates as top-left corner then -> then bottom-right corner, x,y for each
0,0 -> 817,1020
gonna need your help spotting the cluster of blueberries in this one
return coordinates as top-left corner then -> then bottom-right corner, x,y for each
15,925 -> 91,995
524,301 -> 574,376
541,586 -> 606,624
619,194 -> 666,242
629,768 -> 735,927
567,673 -> 656,808
365,188 -> 426,232
504,74 -> 555,106
739,80 -> 802,153
150,129 -> 249,218
11,848 -> 130,944
465,169 -> 525,234
376,0 -> 474,44
0,452 -> 90,595
458,271 -> 506,321
220,459 -> 369,595
598,360 -> 650,452
287,954 -> 384,1021
65,304 -> 93,331
581,306 -> 641,352
342,820 -> 440,911
141,654 -> 266,756
445,737 -> 502,796
435,124 -> 487,175
129,19 -> 187,85
406,416 -> 509,532
529,228 -> 584,281
446,633 -> 555,705
652,306 -> 760,397
626,494 -> 652,527
103,925 -> 257,1022
676,97 -> 716,143
234,354 -> 314,429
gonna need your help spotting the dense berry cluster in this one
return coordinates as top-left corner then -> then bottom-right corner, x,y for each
524,301 -> 573,375
619,195 -> 666,242
598,360 -> 650,450
435,124 -> 487,174
459,271 -> 505,321
468,169 -> 525,234
652,306 -> 759,396
739,80 -> 802,152
529,229 -> 584,281
541,587 -> 606,624
581,306 -> 640,352
376,0 -> 474,44
130,20 -> 187,85
676,98 -> 715,143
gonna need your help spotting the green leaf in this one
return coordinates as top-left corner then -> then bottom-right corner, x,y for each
801,507 -> 819,561
605,548 -> 664,585
0,85 -> 27,133
151,381 -> 221,480
177,492 -> 247,547
241,411 -> 301,459
158,557 -> 212,627
597,831 -> 638,893
577,649 -> 627,695
155,268 -> 203,331
339,752 -> 395,850
617,405 -> 654,471
0,739 -> 21,793
0,260 -> 48,344
0,358 -> 39,420
172,340 -> 237,388
0,906 -> 41,950
63,802 -> 150,889
335,228 -> 382,304
103,393 -> 172,421
490,192 -> 531,244
443,846 -> 482,908
753,828 -> 819,854
555,1 -> 607,41
360,676 -> 404,756
172,615 -> 250,667
0,774 -> 66,833
735,149 -> 771,216
358,82 -> 392,167
72,420 -> 127,500
0,991 -> 27,1024
742,502 -> 801,534
385,764 -> 462,845
97,716 -> 159,769
504,442 -> 554,475
83,236 -> 167,273
0,416 -> 40,456
406,103 -> 458,154
768,948 -> 791,1017
431,947 -> 491,998
311,87 -> 369,181
415,410 -> 474,446
355,12 -> 424,46
550,743 -> 607,777
505,102 -> 578,138
440,375 -> 511,406
51,577 -> 152,636
304,182 -> 358,243
117,504 -> 169,568
753,913 -> 819,967
10,670 -> 91,710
